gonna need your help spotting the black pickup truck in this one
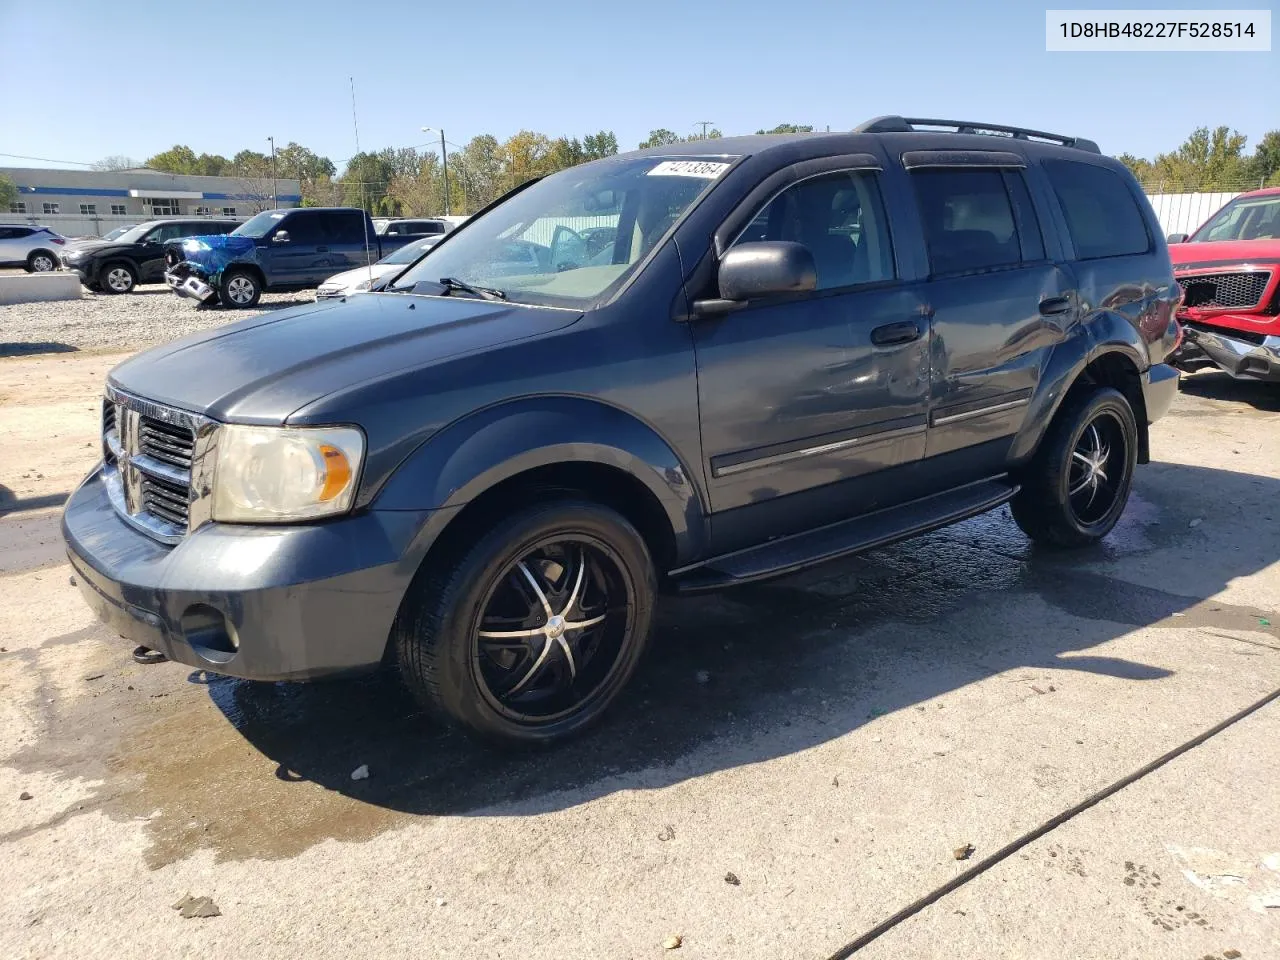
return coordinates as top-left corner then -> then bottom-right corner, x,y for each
66,117 -> 1180,745
163,207 -> 416,307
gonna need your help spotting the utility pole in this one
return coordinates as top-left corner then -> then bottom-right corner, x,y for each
267,136 -> 278,207
695,120 -> 714,138
422,127 -> 451,215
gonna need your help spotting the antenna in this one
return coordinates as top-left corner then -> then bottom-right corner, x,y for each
351,76 -> 374,290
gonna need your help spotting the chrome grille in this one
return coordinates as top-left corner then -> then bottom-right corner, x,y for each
101,388 -> 206,543
1177,270 -> 1272,310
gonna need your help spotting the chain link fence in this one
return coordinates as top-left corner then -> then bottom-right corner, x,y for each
1135,176 -> 1271,237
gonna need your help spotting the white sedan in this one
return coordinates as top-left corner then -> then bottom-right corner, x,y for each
316,234 -> 442,299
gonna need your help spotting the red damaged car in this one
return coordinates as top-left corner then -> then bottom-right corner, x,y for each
1168,187 -> 1280,382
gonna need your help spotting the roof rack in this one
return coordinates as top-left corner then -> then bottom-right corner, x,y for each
854,116 -> 1100,154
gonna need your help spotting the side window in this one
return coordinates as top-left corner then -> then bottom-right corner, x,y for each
282,212 -> 326,245
322,211 -> 365,244
911,169 -> 1023,276
1042,159 -> 1150,260
730,169 -> 895,290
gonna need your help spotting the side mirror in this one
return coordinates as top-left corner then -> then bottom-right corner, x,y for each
1166,233 -> 1188,244
273,230 -> 291,243
694,242 -> 817,316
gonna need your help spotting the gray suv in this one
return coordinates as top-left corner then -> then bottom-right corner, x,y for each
0,224 -> 67,272
63,116 -> 1181,746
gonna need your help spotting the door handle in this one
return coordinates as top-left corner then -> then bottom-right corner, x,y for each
870,320 -> 922,346
316,246 -> 330,253
1038,294 -> 1073,316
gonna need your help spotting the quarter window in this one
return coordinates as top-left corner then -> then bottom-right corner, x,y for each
110,204 -> 127,215
42,202 -> 60,215
1042,159 -> 1150,260
911,169 -> 1028,276
731,170 -> 896,289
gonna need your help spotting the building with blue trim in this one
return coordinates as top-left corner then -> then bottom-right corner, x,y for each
2,166 -> 302,237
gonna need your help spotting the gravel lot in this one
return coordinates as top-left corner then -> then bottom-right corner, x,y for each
0,275 -> 315,355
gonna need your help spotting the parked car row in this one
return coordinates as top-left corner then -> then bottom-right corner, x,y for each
162,208 -> 435,307
60,218 -> 241,293
1166,186 -> 1280,384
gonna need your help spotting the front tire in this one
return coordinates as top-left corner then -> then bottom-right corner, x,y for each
26,250 -> 57,273
1011,387 -> 1138,547
395,501 -> 655,745
99,262 -> 137,294
219,269 -> 261,308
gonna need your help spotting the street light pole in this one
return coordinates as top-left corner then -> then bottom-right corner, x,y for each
422,126 -> 451,216
267,136 -> 278,207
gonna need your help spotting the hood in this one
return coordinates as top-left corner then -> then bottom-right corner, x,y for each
64,240 -> 127,257
320,263 -> 399,290
168,234 -> 258,272
1170,238 -> 1280,269
107,293 -> 582,423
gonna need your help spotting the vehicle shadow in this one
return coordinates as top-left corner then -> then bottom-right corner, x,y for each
0,485 -> 69,517
1179,370 -> 1280,412
0,342 -> 78,358
205,459 -> 1279,818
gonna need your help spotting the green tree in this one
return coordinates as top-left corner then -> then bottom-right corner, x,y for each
639,129 -> 682,149
0,174 -> 16,213
546,137 -> 586,172
275,142 -> 336,185
339,151 -> 398,212
582,131 -> 619,160
756,123 -> 813,134
1246,130 -> 1280,186
502,130 -> 553,187
143,145 -> 229,176
458,134 -> 506,210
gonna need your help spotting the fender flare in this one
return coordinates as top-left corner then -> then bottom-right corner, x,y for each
1008,312 -> 1150,465
374,395 -> 708,566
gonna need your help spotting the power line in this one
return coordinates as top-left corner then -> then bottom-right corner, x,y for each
0,152 -> 96,167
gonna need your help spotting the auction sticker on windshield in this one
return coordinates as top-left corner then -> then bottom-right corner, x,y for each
647,160 -> 731,179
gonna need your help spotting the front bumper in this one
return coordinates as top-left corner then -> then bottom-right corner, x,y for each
1141,362 -> 1180,423
62,467 -> 432,681
1182,324 -> 1280,383
164,270 -> 216,302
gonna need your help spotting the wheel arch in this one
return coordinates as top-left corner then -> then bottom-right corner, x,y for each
378,396 -> 708,579
1010,318 -> 1151,466
26,248 -> 58,269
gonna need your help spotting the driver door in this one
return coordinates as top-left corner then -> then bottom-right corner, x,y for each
690,163 -> 932,553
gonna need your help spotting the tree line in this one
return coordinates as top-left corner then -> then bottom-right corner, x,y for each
126,125 -> 817,216
1117,126 -> 1279,190
9,123 -> 1266,222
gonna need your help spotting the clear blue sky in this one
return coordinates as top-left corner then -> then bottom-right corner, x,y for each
0,0 -> 1274,172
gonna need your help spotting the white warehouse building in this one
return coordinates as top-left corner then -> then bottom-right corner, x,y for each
2,166 -> 302,237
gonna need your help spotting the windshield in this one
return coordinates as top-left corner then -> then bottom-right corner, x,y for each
379,235 -> 440,265
113,223 -> 156,244
232,210 -> 287,238
391,156 -> 735,305
1193,195 -> 1280,242
103,226 -> 134,241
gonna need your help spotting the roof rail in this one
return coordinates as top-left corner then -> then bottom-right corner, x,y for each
854,116 -> 1100,154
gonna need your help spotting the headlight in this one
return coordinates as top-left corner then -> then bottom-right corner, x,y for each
212,424 -> 365,522
353,278 -> 372,291
62,249 -> 82,262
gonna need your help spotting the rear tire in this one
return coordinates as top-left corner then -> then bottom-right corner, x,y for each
99,262 -> 137,294
26,250 -> 57,273
394,500 -> 655,745
1011,387 -> 1137,548
219,269 -> 261,308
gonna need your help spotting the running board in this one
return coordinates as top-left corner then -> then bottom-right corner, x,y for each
671,477 -> 1018,593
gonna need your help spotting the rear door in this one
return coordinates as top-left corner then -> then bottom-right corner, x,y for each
690,158 -> 933,552
323,210 -> 374,272
908,153 -> 1074,481
0,227 -> 33,264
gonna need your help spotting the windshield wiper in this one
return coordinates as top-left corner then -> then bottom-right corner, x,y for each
437,277 -> 507,301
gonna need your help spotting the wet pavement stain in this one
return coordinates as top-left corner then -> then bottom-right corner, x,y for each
5,463 -> 1280,868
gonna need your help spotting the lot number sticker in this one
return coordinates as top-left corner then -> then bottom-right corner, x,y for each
647,160 -> 731,179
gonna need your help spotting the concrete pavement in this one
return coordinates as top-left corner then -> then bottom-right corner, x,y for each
1,353 -> 1278,959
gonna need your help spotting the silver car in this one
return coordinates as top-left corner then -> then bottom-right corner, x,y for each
0,224 -> 68,272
